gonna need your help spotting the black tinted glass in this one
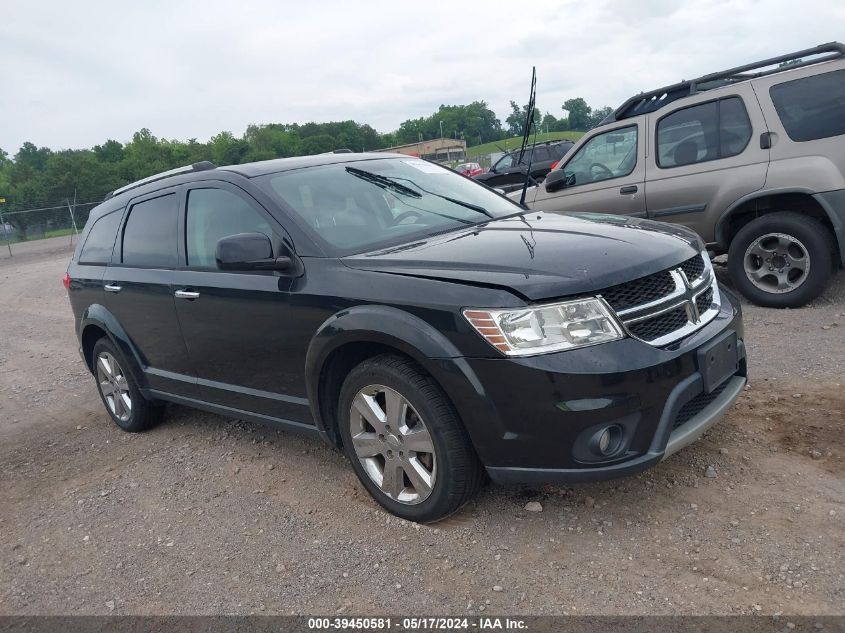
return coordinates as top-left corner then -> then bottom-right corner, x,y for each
79,210 -> 121,264
770,69 -> 845,142
122,194 -> 178,267
186,189 -> 274,268
657,101 -> 719,167
719,97 -> 753,157
533,147 -> 551,162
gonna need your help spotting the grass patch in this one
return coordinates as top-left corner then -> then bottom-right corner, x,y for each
467,131 -> 585,159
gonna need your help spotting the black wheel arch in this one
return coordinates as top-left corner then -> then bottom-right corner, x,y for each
78,303 -> 149,390
305,305 -> 500,456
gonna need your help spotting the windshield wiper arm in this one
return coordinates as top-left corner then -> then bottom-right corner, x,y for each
345,167 -> 421,198
346,166 -> 495,219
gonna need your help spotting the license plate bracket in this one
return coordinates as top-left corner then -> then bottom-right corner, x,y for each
697,330 -> 739,393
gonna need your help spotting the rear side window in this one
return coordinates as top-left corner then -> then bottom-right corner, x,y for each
185,188 -> 273,268
770,69 -> 845,142
121,194 -> 178,268
657,97 -> 752,168
551,143 -> 570,158
532,147 -> 551,162
79,210 -> 121,265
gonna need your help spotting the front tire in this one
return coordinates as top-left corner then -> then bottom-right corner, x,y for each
338,354 -> 485,522
728,212 -> 835,308
92,338 -> 163,432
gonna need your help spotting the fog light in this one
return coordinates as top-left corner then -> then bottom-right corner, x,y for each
592,425 -> 623,457
598,429 -> 612,454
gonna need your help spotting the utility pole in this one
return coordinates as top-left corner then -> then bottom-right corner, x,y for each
439,120 -> 444,139
0,196 -> 11,256
66,189 -> 80,246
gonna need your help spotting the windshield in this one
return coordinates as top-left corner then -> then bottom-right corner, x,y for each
257,158 -> 521,255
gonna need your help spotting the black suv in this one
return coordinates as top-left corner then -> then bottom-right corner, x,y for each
473,140 -> 574,192
66,153 -> 747,522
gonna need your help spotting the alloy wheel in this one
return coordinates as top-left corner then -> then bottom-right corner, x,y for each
743,232 -> 810,294
96,351 -> 132,422
349,384 -> 437,505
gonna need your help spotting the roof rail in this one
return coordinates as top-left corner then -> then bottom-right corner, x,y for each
106,161 -> 216,200
605,42 -> 845,124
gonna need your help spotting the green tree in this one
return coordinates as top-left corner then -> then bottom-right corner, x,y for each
505,101 -> 542,137
562,98 -> 592,131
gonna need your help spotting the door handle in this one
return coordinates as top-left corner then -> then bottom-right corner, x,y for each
620,185 -> 638,195
104,284 -> 122,293
174,290 -> 200,300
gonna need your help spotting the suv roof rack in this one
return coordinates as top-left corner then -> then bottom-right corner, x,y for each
106,161 -> 216,200
604,42 -> 845,124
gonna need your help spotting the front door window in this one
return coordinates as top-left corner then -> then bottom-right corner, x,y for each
562,126 -> 638,186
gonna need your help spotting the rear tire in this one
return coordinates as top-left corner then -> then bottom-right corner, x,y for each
337,354 -> 485,523
91,337 -> 163,432
727,212 -> 835,308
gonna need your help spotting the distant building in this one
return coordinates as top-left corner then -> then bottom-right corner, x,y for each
374,138 -> 466,163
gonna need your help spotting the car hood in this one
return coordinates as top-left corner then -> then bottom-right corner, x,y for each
342,212 -> 704,302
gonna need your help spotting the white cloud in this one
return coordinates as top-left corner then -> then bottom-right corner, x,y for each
1,0 -> 842,151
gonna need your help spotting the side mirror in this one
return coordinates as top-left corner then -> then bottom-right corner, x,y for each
544,169 -> 569,193
215,232 -> 291,271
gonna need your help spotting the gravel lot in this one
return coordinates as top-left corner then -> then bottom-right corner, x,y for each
1,240 -> 842,615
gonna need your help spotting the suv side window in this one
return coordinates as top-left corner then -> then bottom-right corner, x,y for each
769,69 -> 845,142
186,188 -> 274,269
532,147 -> 551,162
494,154 -> 514,171
656,97 -> 751,168
562,125 -> 638,186
121,193 -> 178,268
79,210 -> 122,265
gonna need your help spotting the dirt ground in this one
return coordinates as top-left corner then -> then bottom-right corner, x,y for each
1,240 -> 842,616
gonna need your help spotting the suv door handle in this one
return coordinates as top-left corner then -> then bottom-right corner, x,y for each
104,284 -> 122,293
620,185 -> 638,195
174,290 -> 200,300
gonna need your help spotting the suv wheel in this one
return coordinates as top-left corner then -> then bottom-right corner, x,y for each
337,354 -> 485,522
92,337 -> 163,432
728,212 -> 835,308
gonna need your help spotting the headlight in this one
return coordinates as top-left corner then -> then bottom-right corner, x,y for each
463,298 -> 624,356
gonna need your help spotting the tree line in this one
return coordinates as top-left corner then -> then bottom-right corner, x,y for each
0,97 -> 611,224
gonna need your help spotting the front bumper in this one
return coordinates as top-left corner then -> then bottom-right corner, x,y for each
437,285 -> 747,484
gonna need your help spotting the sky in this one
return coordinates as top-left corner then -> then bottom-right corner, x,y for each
2,0 -> 844,153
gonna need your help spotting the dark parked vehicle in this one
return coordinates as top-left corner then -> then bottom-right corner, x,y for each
473,140 -> 574,192
66,153 -> 746,522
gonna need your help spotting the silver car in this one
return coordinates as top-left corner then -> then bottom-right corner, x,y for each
517,42 -> 845,307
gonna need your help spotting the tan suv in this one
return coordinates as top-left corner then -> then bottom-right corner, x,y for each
520,43 -> 845,307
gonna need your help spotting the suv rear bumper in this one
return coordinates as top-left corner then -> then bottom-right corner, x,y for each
435,285 -> 746,484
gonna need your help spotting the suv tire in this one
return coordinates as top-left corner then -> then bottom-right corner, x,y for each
337,354 -> 485,523
92,337 -> 163,432
728,212 -> 835,308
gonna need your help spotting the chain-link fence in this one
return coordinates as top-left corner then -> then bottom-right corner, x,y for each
0,199 -> 101,257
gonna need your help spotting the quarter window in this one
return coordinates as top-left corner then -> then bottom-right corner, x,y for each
562,125 -> 638,186
121,194 -> 178,268
79,210 -> 122,265
185,188 -> 273,268
656,97 -> 752,168
770,69 -> 845,142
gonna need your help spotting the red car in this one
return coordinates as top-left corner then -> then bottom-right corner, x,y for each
456,162 -> 484,177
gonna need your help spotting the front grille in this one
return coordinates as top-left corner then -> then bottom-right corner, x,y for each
679,254 -> 705,282
601,270 -> 676,312
695,287 -> 714,315
673,379 -> 731,429
628,306 -> 689,341
598,252 -> 718,347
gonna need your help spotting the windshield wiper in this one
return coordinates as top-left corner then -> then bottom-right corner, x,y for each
345,166 -> 495,219
345,167 -> 421,198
